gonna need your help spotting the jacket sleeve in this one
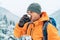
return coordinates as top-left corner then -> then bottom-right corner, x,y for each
14,23 -> 28,38
47,23 -> 60,40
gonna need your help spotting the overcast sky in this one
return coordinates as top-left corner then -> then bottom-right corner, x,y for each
0,0 -> 60,17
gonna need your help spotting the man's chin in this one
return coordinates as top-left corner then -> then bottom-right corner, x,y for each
33,19 -> 39,22
31,19 -> 37,22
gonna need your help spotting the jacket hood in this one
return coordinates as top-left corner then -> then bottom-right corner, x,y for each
33,12 -> 49,24
39,12 -> 49,21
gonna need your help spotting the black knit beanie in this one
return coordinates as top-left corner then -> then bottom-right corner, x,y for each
27,3 -> 41,14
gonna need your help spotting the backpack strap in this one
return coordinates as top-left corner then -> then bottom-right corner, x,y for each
43,18 -> 57,40
43,21 -> 49,40
26,22 -> 35,35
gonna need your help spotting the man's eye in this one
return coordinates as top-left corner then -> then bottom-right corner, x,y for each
30,11 -> 33,13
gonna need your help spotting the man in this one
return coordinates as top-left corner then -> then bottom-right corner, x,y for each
14,3 -> 60,40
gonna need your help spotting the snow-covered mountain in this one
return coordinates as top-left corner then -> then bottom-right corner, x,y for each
0,7 -> 19,40
0,7 -> 19,24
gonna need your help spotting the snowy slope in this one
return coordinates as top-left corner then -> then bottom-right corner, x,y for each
0,7 -> 19,24
0,7 -> 19,40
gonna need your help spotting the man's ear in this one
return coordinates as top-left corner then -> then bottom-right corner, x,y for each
40,13 -> 42,17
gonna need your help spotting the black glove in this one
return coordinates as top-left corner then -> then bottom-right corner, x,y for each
18,14 -> 31,27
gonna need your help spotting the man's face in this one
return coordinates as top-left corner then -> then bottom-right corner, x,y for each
27,11 -> 40,22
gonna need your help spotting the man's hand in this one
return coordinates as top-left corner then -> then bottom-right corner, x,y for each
18,14 -> 31,27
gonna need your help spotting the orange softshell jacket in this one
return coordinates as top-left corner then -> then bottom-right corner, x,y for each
14,12 -> 60,40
